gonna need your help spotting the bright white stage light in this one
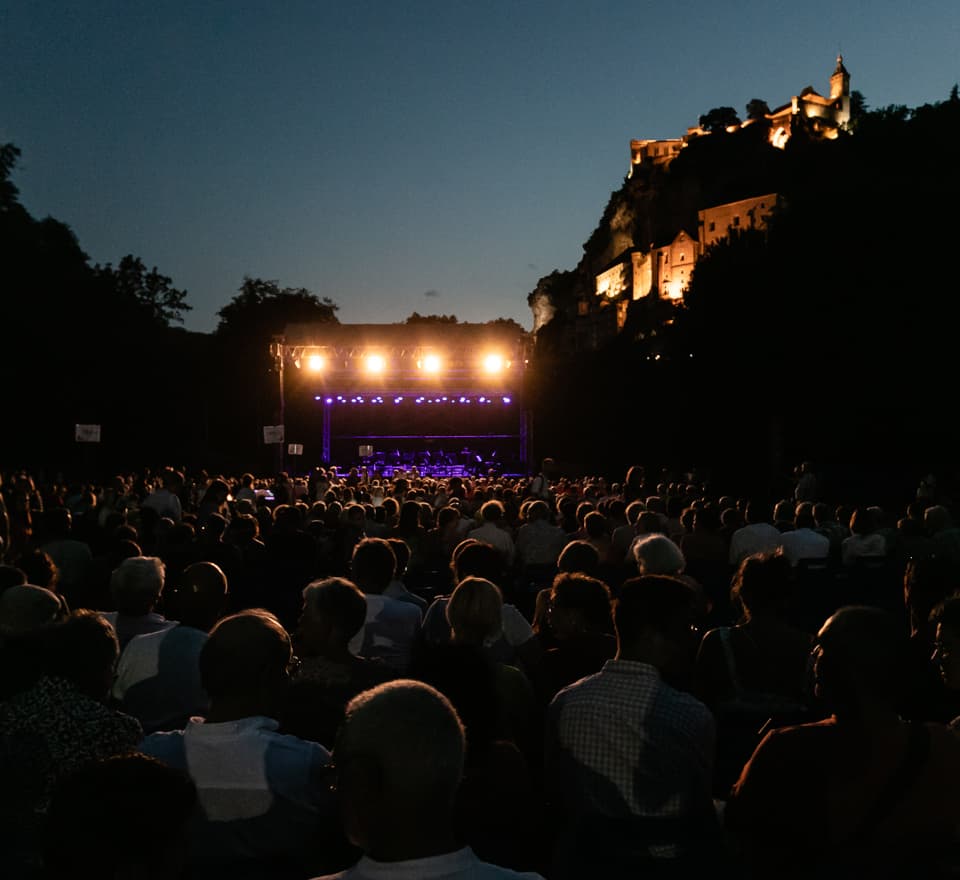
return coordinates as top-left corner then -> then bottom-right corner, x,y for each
365,353 -> 386,374
420,353 -> 442,374
482,353 -> 505,374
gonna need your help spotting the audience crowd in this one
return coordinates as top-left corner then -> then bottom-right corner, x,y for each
2,461 -> 960,878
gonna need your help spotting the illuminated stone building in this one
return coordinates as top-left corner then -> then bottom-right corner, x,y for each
628,55 -> 852,177
559,57 -> 848,350
764,55 -> 851,149
698,193 -> 780,250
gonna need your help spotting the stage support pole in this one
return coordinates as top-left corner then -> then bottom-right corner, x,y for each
322,399 -> 332,464
520,408 -> 530,474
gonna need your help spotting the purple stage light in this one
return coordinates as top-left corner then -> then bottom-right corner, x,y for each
325,397 -> 333,404
502,396 -> 511,404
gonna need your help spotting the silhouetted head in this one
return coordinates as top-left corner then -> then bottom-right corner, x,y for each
335,680 -> 465,852
351,538 -> 397,594
811,606 -> 907,717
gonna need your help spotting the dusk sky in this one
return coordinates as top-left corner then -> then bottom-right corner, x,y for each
4,1 -> 958,334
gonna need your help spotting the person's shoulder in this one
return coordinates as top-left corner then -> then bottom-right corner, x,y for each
550,667 -> 605,705
381,593 -> 422,620
140,726 -> 186,761
266,728 -> 331,761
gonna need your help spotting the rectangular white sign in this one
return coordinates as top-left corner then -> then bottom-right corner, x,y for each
75,424 -> 101,443
263,425 -> 285,444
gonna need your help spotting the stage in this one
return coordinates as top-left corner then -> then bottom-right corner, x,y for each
273,322 -> 532,475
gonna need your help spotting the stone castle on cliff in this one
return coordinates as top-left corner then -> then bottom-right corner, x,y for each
533,57 -> 852,348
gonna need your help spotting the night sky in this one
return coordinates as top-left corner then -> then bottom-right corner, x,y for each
4,1 -> 958,333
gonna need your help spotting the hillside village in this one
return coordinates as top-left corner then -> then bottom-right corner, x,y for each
529,56 -> 853,351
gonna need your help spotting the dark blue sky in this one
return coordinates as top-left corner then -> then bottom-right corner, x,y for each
4,1 -> 958,332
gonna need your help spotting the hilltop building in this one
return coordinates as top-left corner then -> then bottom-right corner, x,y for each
540,57 -> 849,351
629,56 -> 851,177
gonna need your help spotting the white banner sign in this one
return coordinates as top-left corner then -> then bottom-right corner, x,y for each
75,424 -> 101,443
287,443 -> 304,456
263,425 -> 285,444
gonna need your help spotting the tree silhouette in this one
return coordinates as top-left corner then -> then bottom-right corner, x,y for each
699,106 -> 742,133
0,143 -> 22,211
216,277 -> 338,339
404,312 -> 458,324
94,255 -> 191,326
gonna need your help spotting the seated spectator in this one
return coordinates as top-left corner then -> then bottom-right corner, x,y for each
841,507 -> 887,565
813,502 -> 849,560
582,511 -> 614,565
38,508 -> 92,604
726,606 -> 960,878
112,561 -> 228,733
779,502 -> 830,566
101,556 -> 177,650
43,753 -> 198,880
142,468 -> 184,523
632,533 -> 707,616
317,679 -> 545,879
286,577 -> 396,746
13,549 -> 60,592
546,575 -> 719,877
408,640 -> 545,873
383,537 -> 428,611
729,501 -> 783,566
141,609 -> 343,877
931,594 -> 960,728
469,500 -> 516,567
348,538 -> 421,673
556,540 -> 601,578
445,577 -> 537,754
773,499 -> 795,533
925,505 -> 960,565
533,573 -> 616,704
422,541 -> 539,672
696,551 -> 812,794
900,555 -> 960,723
0,610 -> 142,876
515,500 -> 566,572
0,583 -> 69,637
610,501 -> 644,563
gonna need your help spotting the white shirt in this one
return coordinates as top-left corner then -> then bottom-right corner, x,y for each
312,846 -> 544,880
779,528 -> 830,566
729,523 -> 783,565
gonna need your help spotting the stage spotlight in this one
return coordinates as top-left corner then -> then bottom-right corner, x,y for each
306,353 -> 326,372
502,396 -> 512,404
419,353 -> 442,374
365,353 -> 386,375
482,353 -> 505,374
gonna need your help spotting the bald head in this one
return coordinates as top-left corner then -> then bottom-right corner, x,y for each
168,562 -> 228,630
813,606 -> 907,711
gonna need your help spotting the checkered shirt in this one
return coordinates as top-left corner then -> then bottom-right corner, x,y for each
547,659 -> 715,820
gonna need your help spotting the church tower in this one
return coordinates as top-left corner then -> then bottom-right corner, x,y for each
830,54 -> 851,127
